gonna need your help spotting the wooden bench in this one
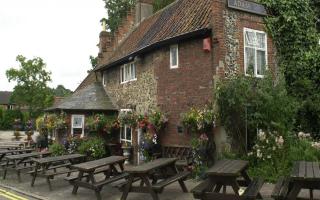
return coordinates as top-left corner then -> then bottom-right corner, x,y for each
241,178 -> 264,200
154,145 -> 193,170
271,177 -> 290,200
191,179 -> 213,199
64,166 -> 110,183
152,171 -> 190,193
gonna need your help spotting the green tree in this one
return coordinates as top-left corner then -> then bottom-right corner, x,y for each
53,85 -> 72,97
153,0 -> 175,12
6,55 -> 54,118
260,0 -> 320,137
102,0 -> 175,33
102,0 -> 135,33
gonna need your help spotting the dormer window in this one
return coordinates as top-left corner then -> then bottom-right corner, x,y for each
170,44 -> 179,69
120,62 -> 136,84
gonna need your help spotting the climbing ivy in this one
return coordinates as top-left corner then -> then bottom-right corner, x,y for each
259,0 -> 320,137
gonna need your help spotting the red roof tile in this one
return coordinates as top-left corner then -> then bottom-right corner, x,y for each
96,0 -> 212,70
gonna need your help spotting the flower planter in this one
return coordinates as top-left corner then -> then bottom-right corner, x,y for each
25,131 -> 34,141
121,146 -> 132,165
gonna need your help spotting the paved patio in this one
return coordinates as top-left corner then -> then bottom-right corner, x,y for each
0,131 -> 318,200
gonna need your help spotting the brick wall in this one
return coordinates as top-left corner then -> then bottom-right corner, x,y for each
155,38 -> 214,146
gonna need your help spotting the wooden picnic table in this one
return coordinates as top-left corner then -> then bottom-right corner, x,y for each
3,151 -> 50,182
192,159 -> 264,200
0,149 -> 33,163
68,156 -> 127,200
121,158 -> 190,200
30,153 -> 85,190
285,161 -> 320,200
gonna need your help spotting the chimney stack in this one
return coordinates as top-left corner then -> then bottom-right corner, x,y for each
135,0 -> 154,24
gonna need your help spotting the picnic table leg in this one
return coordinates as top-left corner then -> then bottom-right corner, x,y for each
31,163 -> 39,187
72,171 -> 84,195
287,183 -> 302,200
141,175 -> 159,200
121,175 -> 134,200
242,170 -> 263,199
3,160 -> 9,180
230,179 -> 240,196
169,163 -> 188,192
15,160 -> 22,182
44,163 -> 52,190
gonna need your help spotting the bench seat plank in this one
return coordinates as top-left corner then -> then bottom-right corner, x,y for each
241,178 -> 264,200
152,171 -> 190,192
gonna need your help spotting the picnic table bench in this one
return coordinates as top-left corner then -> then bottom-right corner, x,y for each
272,161 -> 320,200
68,156 -> 127,200
0,149 -> 33,164
120,157 -> 190,200
3,152 -> 50,182
191,159 -> 264,200
29,153 -> 86,190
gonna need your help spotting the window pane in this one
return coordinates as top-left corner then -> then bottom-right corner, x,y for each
132,64 -> 136,79
170,46 -> 177,66
257,50 -> 266,75
121,127 -> 125,140
245,31 -> 255,47
120,67 -> 124,83
256,33 -> 266,49
72,116 -> 83,128
103,71 -> 107,85
126,127 -> 131,141
125,65 -> 130,81
245,47 -> 255,75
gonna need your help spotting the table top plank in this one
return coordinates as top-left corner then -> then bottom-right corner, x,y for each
125,158 -> 177,173
313,162 -> 320,179
32,154 -> 85,164
71,156 -> 126,172
5,152 -> 49,160
0,149 -> 33,154
298,161 -> 306,179
306,162 -> 314,179
206,160 -> 249,176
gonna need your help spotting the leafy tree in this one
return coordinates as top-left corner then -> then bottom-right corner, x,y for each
6,55 -> 54,118
153,0 -> 175,12
53,85 -> 72,97
102,0 -> 175,33
260,0 -> 320,137
102,0 -> 135,33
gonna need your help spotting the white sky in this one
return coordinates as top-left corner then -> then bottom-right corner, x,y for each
0,0 -> 106,92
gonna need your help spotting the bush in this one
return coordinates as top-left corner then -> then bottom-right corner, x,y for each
77,137 -> 106,159
216,72 -> 297,153
49,143 -> 66,156
1,109 -> 23,130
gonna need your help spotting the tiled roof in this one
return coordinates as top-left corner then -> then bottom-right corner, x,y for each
46,82 -> 117,111
96,0 -> 212,70
0,91 -> 14,105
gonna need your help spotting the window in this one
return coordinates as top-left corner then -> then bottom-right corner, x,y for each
244,28 -> 268,77
102,71 -> 107,86
119,109 -> 133,144
71,115 -> 85,137
170,44 -> 179,68
120,62 -> 136,83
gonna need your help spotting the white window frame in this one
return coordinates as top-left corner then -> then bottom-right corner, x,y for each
71,115 -> 85,137
119,109 -> 133,144
170,44 -> 179,69
102,70 -> 107,86
243,28 -> 268,78
120,62 -> 137,84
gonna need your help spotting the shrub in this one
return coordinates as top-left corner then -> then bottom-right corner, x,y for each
49,143 -> 66,156
1,109 -> 23,130
77,137 -> 106,159
216,72 -> 297,153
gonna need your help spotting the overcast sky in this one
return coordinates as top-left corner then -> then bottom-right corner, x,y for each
0,0 -> 106,92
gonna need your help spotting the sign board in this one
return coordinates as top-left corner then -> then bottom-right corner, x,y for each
228,0 -> 267,16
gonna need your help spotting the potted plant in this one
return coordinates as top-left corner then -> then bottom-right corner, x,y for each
24,120 -> 34,141
13,119 -> 22,140
121,141 -> 132,165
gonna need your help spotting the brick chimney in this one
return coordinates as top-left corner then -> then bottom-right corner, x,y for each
98,30 -> 113,65
135,0 -> 154,24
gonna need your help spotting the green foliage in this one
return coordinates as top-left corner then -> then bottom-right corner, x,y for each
53,85 -> 72,97
0,108 -> 3,127
215,73 -> 297,152
6,55 -> 54,118
0,110 -> 23,130
260,0 -> 320,137
246,132 -> 320,182
77,137 -> 106,159
85,114 -> 118,135
49,143 -> 66,156
153,0 -> 175,12
102,0 -> 135,33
